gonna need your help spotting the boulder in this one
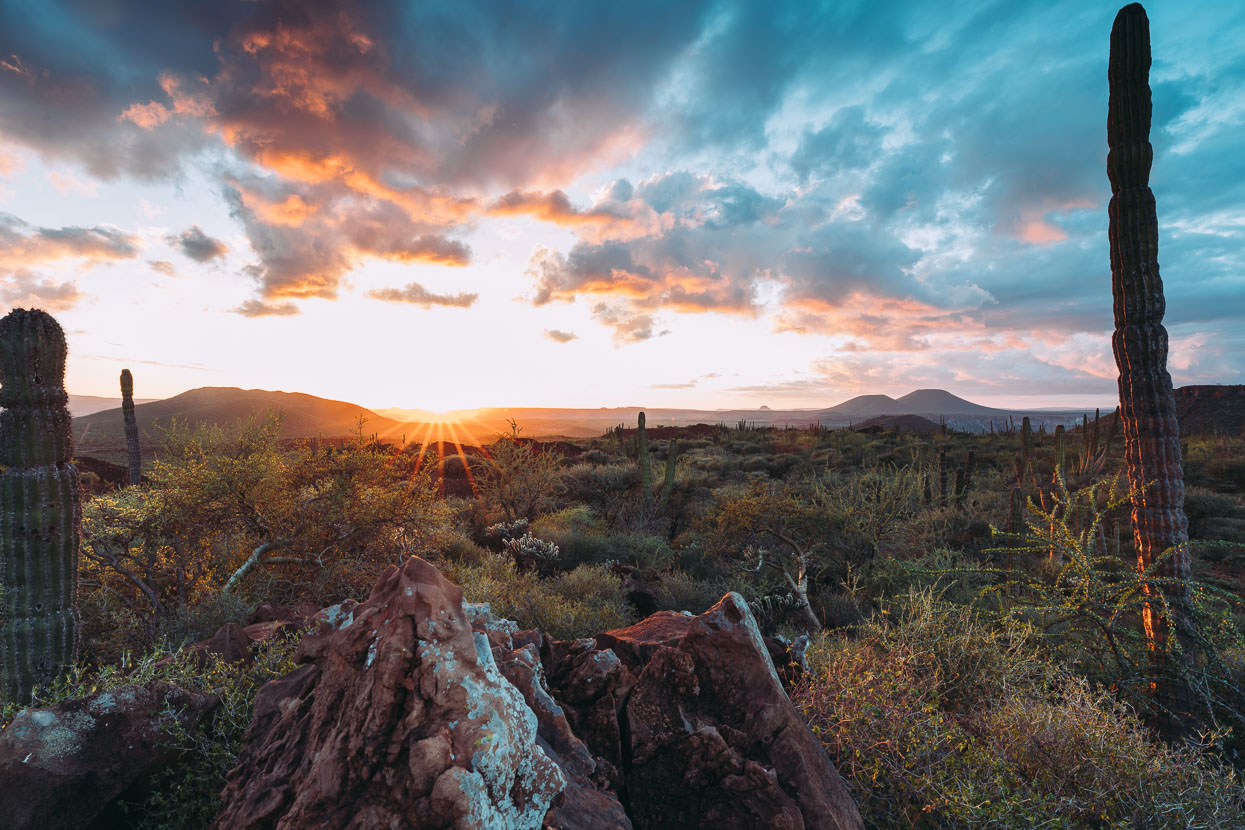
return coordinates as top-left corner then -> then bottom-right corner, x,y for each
213,557 -> 565,830
0,682 -> 218,830
594,610 -> 693,672
491,643 -> 632,830
542,595 -> 863,830
246,601 -> 320,626
623,593 -> 862,829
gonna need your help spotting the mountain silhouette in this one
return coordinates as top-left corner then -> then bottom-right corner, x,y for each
73,387 -> 411,463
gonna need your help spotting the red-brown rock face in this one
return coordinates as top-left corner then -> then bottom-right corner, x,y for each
545,595 -> 863,830
213,557 -> 564,830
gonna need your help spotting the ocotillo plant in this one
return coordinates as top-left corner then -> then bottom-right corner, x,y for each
0,309 -> 81,703
120,368 -> 141,486
637,411 -> 652,499
1108,3 -> 1192,728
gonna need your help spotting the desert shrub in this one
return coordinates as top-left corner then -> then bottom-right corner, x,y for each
794,590 -> 1245,828
559,462 -> 638,525
442,554 -> 631,639
978,474 -> 1245,736
859,548 -> 990,607
530,506 -> 614,565
1186,487 -> 1245,543
651,569 -> 726,615
155,590 -> 253,649
813,591 -> 866,630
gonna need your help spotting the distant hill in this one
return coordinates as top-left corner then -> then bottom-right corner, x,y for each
1174,385 -> 1245,436
68,393 -> 159,418
73,387 -> 412,465
1098,385 -> 1244,437
892,389 -> 1008,416
853,414 -> 941,433
821,389 -> 1007,419
821,394 -> 901,417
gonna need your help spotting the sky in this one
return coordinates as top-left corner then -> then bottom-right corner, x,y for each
0,0 -> 1241,413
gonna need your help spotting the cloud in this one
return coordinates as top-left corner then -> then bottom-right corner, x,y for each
169,225 -> 227,262
651,380 -> 697,389
231,298 -> 300,317
0,268 -> 81,311
592,301 -> 667,344
0,212 -> 138,265
367,281 -> 477,308
544,329 -> 577,343
222,178 -> 471,303
148,259 -> 177,276
0,0 -> 1241,383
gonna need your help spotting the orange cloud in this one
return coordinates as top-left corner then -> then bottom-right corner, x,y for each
488,188 -> 673,243
238,189 -> 316,227
1010,197 -> 1096,245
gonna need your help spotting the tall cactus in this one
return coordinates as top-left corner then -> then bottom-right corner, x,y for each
120,368 -> 141,486
0,309 -> 81,703
637,411 -> 652,499
1108,3 -> 1192,724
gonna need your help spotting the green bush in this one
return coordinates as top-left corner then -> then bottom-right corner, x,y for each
794,589 -> 1245,828
651,570 -> 726,615
441,554 -> 631,639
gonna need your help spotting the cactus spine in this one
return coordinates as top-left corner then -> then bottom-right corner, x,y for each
120,368 -> 141,486
637,411 -> 652,499
1108,3 -> 1192,727
0,309 -> 81,703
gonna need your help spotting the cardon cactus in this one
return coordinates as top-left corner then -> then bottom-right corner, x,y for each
0,308 -> 81,703
637,411 -> 652,498
1108,3 -> 1192,721
121,368 -> 141,486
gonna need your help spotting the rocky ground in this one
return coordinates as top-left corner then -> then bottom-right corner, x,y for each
0,556 -> 864,830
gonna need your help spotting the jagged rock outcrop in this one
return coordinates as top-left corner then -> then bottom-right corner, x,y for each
212,557 -> 565,830
465,603 -> 632,830
0,682 -> 218,830
544,597 -> 863,829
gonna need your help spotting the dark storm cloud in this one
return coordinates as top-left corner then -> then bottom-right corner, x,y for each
169,225 -> 227,262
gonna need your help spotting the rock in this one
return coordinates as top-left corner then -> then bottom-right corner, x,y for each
622,593 -> 862,830
246,601 -> 320,626
541,637 -> 637,775
213,556 -> 565,830
491,643 -> 632,830
539,596 -> 863,830
593,611 -> 693,673
0,682 -> 218,830
203,622 -> 253,664
171,618 -> 303,669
